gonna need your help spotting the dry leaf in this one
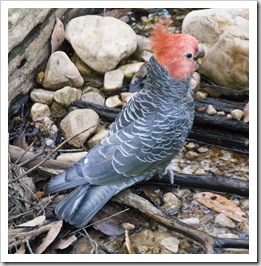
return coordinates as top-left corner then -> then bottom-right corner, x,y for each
32,191 -> 45,202
243,102 -> 249,123
53,235 -> 77,250
51,17 -> 65,53
18,215 -> 46,227
35,220 -> 63,254
193,192 -> 247,222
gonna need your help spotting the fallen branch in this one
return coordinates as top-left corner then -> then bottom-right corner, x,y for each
72,99 -> 249,154
113,189 -> 249,254
9,145 -> 249,197
151,172 -> 249,197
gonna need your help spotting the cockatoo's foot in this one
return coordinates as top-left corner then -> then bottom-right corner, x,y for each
163,165 -> 175,185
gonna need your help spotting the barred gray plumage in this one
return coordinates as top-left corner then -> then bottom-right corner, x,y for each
45,55 -> 196,228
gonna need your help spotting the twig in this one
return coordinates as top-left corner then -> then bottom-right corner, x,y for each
9,142 -> 35,171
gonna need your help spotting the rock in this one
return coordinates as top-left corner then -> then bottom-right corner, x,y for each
56,151 -> 88,164
36,71 -> 45,85
43,51 -> 84,90
230,109 -> 244,121
181,217 -> 200,225
30,103 -> 51,121
207,104 -> 217,115
189,72 -> 201,90
174,188 -> 192,198
160,237 -> 180,254
215,214 -> 236,228
227,114 -> 233,120
30,89 -> 54,105
105,95 -> 123,108
60,109 -> 99,148
45,138 -> 55,147
185,151 -> 198,160
118,62 -> 144,79
139,50 -> 153,62
65,15 -> 137,73
183,9 -> 249,92
217,111 -> 226,116
162,192 -> 181,215
195,91 -> 207,101
53,86 -> 82,107
194,169 -> 205,175
70,53 -> 97,80
104,69 -> 124,94
133,34 -> 152,61
88,129 -> 109,148
121,92 -> 136,106
81,88 -> 105,106
50,101 -> 67,116
185,142 -> 197,150
197,147 -> 209,153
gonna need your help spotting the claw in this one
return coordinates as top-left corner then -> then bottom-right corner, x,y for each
163,165 -> 175,185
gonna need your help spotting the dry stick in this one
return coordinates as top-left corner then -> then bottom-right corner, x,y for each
9,141 -> 35,171
8,125 -> 96,184
113,189 -> 249,254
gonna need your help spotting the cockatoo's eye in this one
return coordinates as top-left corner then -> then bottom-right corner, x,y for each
186,53 -> 193,59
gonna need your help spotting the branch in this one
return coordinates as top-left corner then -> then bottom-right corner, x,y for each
9,145 -> 249,197
113,189 -> 249,254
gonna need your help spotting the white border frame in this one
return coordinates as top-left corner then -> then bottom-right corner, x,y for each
1,1 -> 257,263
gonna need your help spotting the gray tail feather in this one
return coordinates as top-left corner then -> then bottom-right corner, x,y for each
45,158 -> 87,194
55,184 -> 118,228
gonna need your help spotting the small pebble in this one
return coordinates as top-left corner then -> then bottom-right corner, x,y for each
185,151 -> 198,160
230,109 -> 244,121
197,147 -> 209,153
160,237 -> 180,254
186,142 -> 197,150
30,103 -> 51,121
194,169 -> 205,175
217,111 -> 226,116
227,114 -> 233,120
214,214 -> 236,228
105,95 -> 123,108
207,104 -> 217,115
195,91 -> 207,101
104,69 -> 124,94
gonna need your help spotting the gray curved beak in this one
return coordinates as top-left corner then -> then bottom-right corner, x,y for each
194,45 -> 205,60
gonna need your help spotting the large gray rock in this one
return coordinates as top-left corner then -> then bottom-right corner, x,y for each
182,8 -> 249,92
65,15 -> 137,73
